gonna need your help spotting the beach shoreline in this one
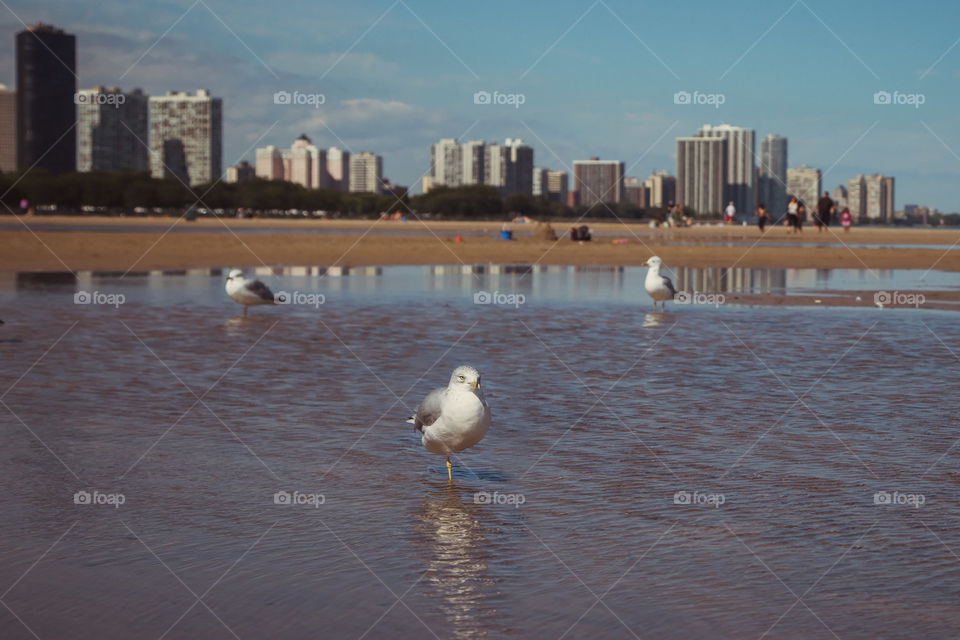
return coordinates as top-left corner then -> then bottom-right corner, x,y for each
1,215 -> 958,272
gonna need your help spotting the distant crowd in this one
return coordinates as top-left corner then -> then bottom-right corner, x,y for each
756,192 -> 852,234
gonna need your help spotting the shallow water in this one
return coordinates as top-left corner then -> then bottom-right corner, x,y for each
1,268 -> 959,639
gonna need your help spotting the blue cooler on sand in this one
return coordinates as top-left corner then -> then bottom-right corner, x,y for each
500,229 -> 513,240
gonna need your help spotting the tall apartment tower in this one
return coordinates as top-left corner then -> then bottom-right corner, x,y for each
16,23 -> 76,173
149,89 -> 222,185
77,87 -> 149,172
430,138 -> 461,187
545,170 -> 568,204
758,134 -> 787,215
786,165 -> 821,212
460,140 -> 485,186
572,158 -> 625,207
849,174 -> 894,222
505,138 -> 534,195
326,147 -> 350,191
0,85 -> 15,171
676,137 -> 728,215
349,152 -> 382,194
645,170 -> 677,208
697,124 -> 756,213
255,145 -> 284,180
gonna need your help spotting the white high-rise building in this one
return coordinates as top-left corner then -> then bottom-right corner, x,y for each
532,167 -> 547,197
697,124 -> 756,213
148,89 -> 222,185
484,143 -> 509,191
848,174 -> 894,222
430,138 -> 462,187
758,134 -> 787,215
77,86 -> 149,172
349,152 -> 382,194
327,147 -> 350,191
787,165 -> 821,212
255,145 -> 283,180
645,170 -> 677,208
461,140 -> 485,186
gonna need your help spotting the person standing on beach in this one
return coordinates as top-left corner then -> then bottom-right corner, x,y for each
724,201 -> 736,225
786,196 -> 799,233
796,203 -> 805,232
815,191 -> 833,232
757,203 -> 768,233
841,207 -> 852,232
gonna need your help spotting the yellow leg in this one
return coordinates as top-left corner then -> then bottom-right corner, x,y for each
446,457 -> 452,482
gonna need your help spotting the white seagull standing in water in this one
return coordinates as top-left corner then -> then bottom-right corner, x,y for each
225,269 -> 277,317
644,256 -> 677,312
408,366 -> 491,482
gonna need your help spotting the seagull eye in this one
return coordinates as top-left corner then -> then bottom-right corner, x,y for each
457,375 -> 465,381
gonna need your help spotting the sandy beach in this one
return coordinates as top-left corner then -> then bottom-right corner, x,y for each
0,215 -> 958,272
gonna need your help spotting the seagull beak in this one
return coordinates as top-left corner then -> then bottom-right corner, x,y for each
470,380 -> 480,389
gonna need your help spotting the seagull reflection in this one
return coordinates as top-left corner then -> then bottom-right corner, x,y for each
643,313 -> 665,328
413,488 -> 502,639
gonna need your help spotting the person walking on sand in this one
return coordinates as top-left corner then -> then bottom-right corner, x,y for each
724,201 -> 736,225
796,203 -> 805,232
786,196 -> 799,233
815,191 -> 833,232
757,203 -> 769,233
841,207 -> 852,232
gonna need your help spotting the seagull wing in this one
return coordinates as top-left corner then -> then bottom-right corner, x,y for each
409,387 -> 446,432
661,275 -> 677,297
244,279 -> 275,302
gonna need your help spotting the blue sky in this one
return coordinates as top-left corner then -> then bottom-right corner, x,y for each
3,0 -> 960,210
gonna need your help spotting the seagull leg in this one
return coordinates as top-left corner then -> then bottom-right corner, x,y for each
446,457 -> 453,482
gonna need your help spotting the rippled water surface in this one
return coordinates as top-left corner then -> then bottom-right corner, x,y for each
1,267 -> 959,639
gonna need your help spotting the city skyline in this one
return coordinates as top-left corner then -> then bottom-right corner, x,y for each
1,2 -> 959,211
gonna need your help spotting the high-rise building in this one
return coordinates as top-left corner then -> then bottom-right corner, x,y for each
0,85 -> 16,171
623,177 -> 650,208
698,124 -> 756,212
546,170 -> 568,204
572,158 -> 625,207
149,89 -> 222,186
349,152 -> 382,193
225,160 -> 254,183
461,140 -> 485,186
16,23 -> 76,173
676,137 -> 727,215
255,145 -> 284,180
645,170 -> 676,208
484,143 -> 509,191
758,134 -> 787,215
327,147 -> 350,191
430,138 -> 461,187
532,167 -> 547,197
288,134 -> 329,189
77,86 -> 149,172
849,174 -> 894,222
505,138 -> 533,195
831,185 -> 848,211
787,165 -> 821,212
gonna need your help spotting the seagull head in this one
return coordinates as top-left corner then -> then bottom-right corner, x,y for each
449,365 -> 482,392
645,256 -> 663,269
226,269 -> 244,281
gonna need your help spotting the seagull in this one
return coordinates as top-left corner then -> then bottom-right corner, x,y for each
644,256 -> 677,312
408,366 -> 491,482
225,269 -> 276,317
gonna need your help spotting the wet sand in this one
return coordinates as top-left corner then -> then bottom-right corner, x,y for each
1,215 -> 958,272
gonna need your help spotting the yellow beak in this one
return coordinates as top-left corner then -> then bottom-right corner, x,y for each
470,380 -> 479,389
